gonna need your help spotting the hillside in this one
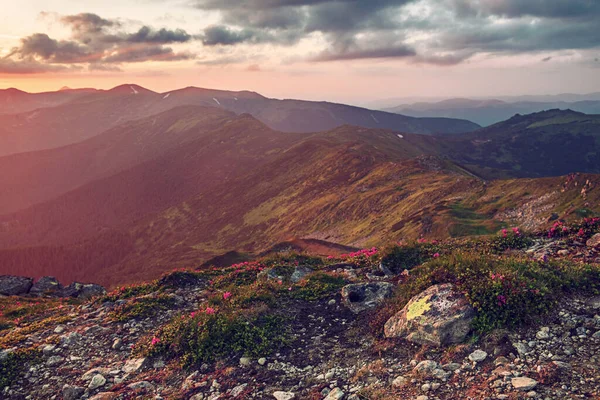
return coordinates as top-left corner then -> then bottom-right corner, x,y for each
437,109 -> 600,178
0,111 -> 599,286
0,85 -> 479,157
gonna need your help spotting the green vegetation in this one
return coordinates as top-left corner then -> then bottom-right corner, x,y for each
372,252 -> 600,334
109,294 -> 180,322
291,272 -> 346,301
0,348 -> 42,388
141,311 -> 289,366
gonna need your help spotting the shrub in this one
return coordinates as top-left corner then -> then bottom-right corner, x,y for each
371,252 -> 600,335
490,227 -> 533,252
109,294 -> 179,322
379,242 -> 438,274
291,272 -> 346,301
141,310 -> 289,366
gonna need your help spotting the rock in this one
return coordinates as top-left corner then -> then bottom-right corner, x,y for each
46,355 -> 64,366
432,368 -> 452,380
82,368 -> 112,381
30,276 -> 63,297
230,383 -> 247,397
77,283 -> 106,299
0,348 -> 14,361
258,357 -> 267,366
0,275 -> 33,296
421,383 -> 431,392
384,283 -> 475,346
413,360 -> 438,376
588,296 -> 600,309
62,384 -> 84,400
112,338 -> 123,350
88,393 -> 117,400
586,233 -> 600,248
513,342 -> 530,356
273,391 -> 295,400
536,327 -> 550,340
127,381 -> 154,392
392,375 -> 408,387
325,388 -> 344,400
123,358 -> 148,373
557,249 -> 569,256
88,374 -> 107,390
416,396 -> 429,400
291,266 -> 313,283
552,361 -> 572,370
468,349 -> 488,363
61,332 -> 82,346
42,344 -> 56,355
341,282 -> 394,314
239,357 -> 251,366
511,377 -> 538,391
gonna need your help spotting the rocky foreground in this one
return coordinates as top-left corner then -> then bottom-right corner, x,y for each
1,228 -> 600,400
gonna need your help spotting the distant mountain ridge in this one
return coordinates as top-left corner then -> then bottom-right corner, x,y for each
0,84 -> 480,158
385,97 -> 600,126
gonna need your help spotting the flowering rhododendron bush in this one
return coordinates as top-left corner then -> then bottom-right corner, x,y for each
371,252 -> 600,335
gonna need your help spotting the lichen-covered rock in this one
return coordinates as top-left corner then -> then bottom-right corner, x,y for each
384,283 -> 475,346
0,275 -> 33,296
341,282 -> 394,314
30,276 -> 63,297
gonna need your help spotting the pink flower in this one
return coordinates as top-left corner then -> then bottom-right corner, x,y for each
433,253 -> 440,258
151,337 -> 160,346
223,292 -> 232,300
578,228 -> 585,237
288,287 -> 292,291
497,295 -> 507,306
205,307 -> 216,315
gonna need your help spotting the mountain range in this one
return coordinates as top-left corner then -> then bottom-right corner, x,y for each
0,85 -> 599,287
385,97 -> 600,126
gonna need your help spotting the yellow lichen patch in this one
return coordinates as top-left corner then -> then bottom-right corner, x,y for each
406,294 -> 432,320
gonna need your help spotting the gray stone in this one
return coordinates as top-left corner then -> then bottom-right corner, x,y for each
123,358 -> 148,373
30,276 -> 63,297
413,360 -> 438,376
258,357 -> 267,366
273,391 -> 295,400
291,266 -> 313,283
230,383 -> 247,397
384,283 -> 475,346
63,384 -> 85,400
127,381 -> 154,391
341,282 -> 394,314
88,374 -> 106,390
325,388 -> 344,400
512,377 -> 538,391
468,350 -> 488,363
46,355 -> 64,366
392,375 -> 407,387
0,276 -> 33,296
239,357 -> 251,366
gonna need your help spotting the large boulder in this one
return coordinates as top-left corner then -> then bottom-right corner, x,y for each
30,276 -> 63,297
63,282 -> 106,299
0,276 -> 33,296
384,283 -> 475,346
341,282 -> 394,314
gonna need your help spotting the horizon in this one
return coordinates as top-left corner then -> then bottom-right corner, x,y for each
2,1 -> 600,104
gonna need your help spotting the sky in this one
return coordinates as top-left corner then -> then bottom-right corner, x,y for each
1,0 -> 599,104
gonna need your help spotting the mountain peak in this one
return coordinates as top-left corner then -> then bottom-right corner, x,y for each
107,84 -> 156,95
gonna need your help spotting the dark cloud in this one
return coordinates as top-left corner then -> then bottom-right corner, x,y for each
190,0 -> 600,65
125,26 -> 192,43
201,25 -> 258,46
4,13 -> 195,73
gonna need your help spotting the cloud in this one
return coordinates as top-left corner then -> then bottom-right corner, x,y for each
0,58 -> 69,74
188,0 -> 600,65
3,12 -> 195,74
